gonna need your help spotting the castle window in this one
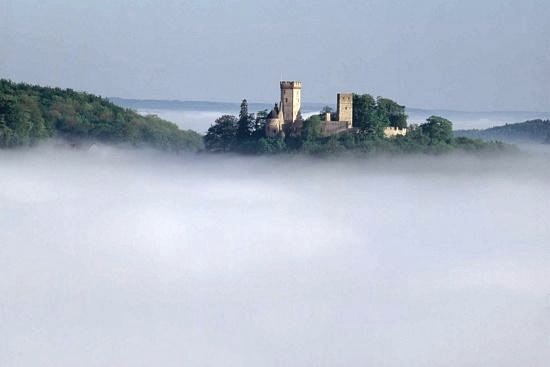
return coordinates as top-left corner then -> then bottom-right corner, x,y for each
285,98 -> 288,103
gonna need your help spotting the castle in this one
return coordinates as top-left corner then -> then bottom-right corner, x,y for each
265,81 -> 353,138
265,81 -> 408,138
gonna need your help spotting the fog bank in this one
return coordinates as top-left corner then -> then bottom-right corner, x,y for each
1,145 -> 549,367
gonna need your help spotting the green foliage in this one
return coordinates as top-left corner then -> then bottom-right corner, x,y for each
0,79 -> 203,151
302,115 -> 510,156
352,93 -> 376,131
352,94 -> 407,136
236,99 -> 255,141
455,119 -> 550,144
252,109 -> 268,139
205,105 -> 278,154
302,115 -> 322,141
319,105 -> 334,118
206,96 -> 511,157
320,106 -> 333,114
0,94 -> 50,147
256,137 -> 286,154
420,116 -> 453,144
204,115 -> 238,152
376,97 -> 407,129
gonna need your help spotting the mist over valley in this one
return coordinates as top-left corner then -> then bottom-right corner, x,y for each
2,145 -> 549,366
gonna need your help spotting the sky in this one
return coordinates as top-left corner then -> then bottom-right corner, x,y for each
1,0 -> 549,111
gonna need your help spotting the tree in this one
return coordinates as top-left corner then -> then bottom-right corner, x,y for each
352,94 -> 408,136
296,109 -> 304,122
0,95 -> 20,147
320,105 -> 333,115
420,116 -> 453,143
236,99 -> 255,142
352,93 -> 377,131
257,137 -> 286,153
252,109 -> 268,139
301,114 -> 322,141
377,97 -> 407,129
204,114 -> 238,152
0,79 -> 203,152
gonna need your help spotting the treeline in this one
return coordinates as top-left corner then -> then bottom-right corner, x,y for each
352,94 -> 407,132
454,119 -> 550,144
204,97 -> 510,155
0,79 -> 203,151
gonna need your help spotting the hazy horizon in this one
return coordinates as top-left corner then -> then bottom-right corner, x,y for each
109,96 -> 550,114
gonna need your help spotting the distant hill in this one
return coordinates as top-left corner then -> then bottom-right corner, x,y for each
0,80 -> 203,151
454,119 -> 550,144
408,109 -> 550,122
109,97 -> 328,114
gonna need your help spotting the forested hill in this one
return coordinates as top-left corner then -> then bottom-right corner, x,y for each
454,119 -> 550,144
0,79 -> 203,151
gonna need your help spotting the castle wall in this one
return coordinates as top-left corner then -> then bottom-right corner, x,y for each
384,127 -> 407,138
337,93 -> 353,128
280,81 -> 301,123
321,121 -> 350,135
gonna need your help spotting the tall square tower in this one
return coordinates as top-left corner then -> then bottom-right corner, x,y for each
280,81 -> 302,123
337,93 -> 353,127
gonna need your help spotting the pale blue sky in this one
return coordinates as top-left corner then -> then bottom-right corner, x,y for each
1,0 -> 549,110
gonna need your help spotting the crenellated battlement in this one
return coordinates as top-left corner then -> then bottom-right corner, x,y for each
280,81 -> 302,89
280,81 -> 302,125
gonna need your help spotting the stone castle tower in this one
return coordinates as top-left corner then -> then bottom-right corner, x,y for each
337,93 -> 353,128
266,81 -> 302,137
280,81 -> 302,124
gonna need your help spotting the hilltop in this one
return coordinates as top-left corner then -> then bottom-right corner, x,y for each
203,97 -> 512,156
0,80 -> 203,151
454,119 -> 550,144
0,79 -> 517,156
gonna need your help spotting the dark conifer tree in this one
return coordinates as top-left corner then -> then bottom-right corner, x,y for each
236,99 -> 255,141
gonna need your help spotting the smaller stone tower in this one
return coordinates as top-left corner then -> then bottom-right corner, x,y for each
337,93 -> 353,128
265,103 -> 284,138
280,81 -> 302,124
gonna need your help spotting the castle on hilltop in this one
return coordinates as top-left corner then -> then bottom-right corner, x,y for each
265,81 -> 353,138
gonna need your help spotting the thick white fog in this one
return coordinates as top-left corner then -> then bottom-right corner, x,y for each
1,145 -> 549,367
